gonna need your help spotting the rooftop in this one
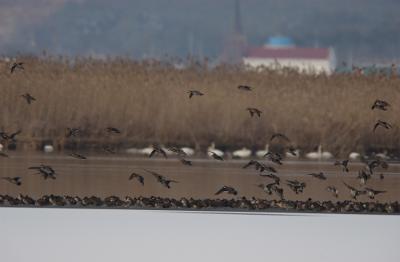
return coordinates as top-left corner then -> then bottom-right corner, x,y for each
245,46 -> 331,60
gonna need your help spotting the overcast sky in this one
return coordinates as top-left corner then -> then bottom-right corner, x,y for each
0,0 -> 399,63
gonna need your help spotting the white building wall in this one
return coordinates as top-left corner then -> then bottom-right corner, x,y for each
243,57 -> 333,74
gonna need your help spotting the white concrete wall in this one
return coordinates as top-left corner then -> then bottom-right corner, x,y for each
1,208 -> 399,262
243,57 -> 332,74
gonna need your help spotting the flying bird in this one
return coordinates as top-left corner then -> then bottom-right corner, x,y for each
365,188 -> 386,199
69,153 -> 87,160
264,152 -> 283,165
238,85 -> 253,91
1,176 -> 22,186
128,172 -> 144,186
149,145 -> 168,159
343,182 -> 366,200
270,133 -> 290,143
371,99 -> 390,111
167,146 -> 187,157
10,62 -> 24,73
103,146 -> 116,154
65,128 -> 81,138
286,146 -> 298,156
188,90 -> 204,98
180,158 -> 193,166
0,152 -> 9,158
243,160 -> 276,172
143,169 -> 178,189
21,93 -> 36,104
366,159 -> 388,173
0,130 -> 22,143
373,120 -> 392,132
209,151 -> 224,161
215,186 -> 238,196
357,169 -> 371,185
105,127 -> 121,134
260,173 -> 280,185
286,180 -> 306,194
307,172 -> 327,180
326,186 -> 339,198
334,160 -> 349,172
246,107 -> 262,117
29,165 -> 57,180
256,182 -> 279,195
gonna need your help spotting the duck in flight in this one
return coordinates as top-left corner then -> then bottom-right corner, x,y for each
307,172 -> 327,180
286,145 -> 298,156
373,120 -> 392,132
29,165 -> 57,180
256,182 -> 278,195
264,152 -> 283,165
209,151 -> 224,161
215,185 -> 238,196
21,93 -> 36,104
149,144 -> 168,159
326,186 -> 339,198
1,176 -> 22,186
286,180 -> 306,194
128,172 -> 144,186
237,85 -> 253,91
243,160 -> 277,173
246,107 -> 262,117
371,99 -> 390,111
69,153 -> 87,160
180,158 -> 192,166
0,130 -> 22,143
166,146 -> 187,157
103,145 -> 116,154
65,128 -> 81,138
260,173 -> 280,185
143,169 -> 178,189
334,160 -> 349,172
343,182 -> 366,200
270,133 -> 290,143
188,90 -> 204,98
10,62 -> 24,73
366,158 -> 388,173
0,152 -> 9,157
365,187 -> 386,199
105,127 -> 121,134
357,169 -> 371,185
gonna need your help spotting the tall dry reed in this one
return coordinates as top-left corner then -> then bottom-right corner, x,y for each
0,56 -> 399,156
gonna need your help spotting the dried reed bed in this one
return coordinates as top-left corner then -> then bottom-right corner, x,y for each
0,56 -> 399,156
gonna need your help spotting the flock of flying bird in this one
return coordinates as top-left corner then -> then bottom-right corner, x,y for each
0,62 -> 396,207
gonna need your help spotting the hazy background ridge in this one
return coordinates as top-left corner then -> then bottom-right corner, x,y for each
1,0 -> 399,63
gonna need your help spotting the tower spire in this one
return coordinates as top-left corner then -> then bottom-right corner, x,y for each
234,0 -> 242,34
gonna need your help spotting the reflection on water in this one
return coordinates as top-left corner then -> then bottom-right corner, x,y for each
0,152 -> 399,201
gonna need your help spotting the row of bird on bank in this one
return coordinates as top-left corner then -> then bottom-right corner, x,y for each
1,194 -> 398,213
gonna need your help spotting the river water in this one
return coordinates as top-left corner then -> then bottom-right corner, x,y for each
0,152 -> 399,201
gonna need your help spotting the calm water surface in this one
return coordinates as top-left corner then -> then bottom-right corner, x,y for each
0,152 -> 399,201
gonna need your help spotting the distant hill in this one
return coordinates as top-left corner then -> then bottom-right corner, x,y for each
1,0 -> 399,63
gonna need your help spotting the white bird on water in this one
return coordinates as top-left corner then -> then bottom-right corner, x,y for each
232,147 -> 252,158
181,147 -> 195,156
256,144 -> 269,158
207,142 -> 224,158
43,144 -> 54,153
349,152 -> 361,160
305,145 -> 332,160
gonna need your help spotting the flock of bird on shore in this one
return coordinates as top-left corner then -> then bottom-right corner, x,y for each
0,61 -> 397,210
